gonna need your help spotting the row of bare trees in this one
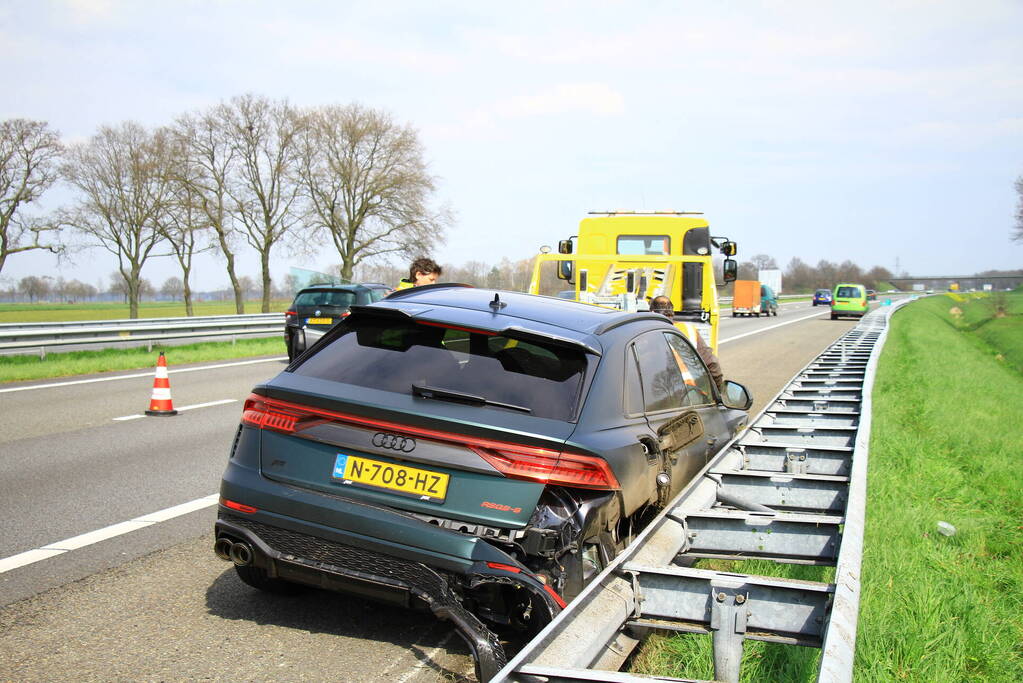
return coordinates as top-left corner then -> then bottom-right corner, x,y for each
0,96 -> 449,317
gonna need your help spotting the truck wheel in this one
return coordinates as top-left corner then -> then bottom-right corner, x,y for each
732,312 -> 737,317
773,308 -> 778,316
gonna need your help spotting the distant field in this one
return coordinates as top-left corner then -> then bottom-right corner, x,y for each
632,292 -> 1023,681
0,300 -> 290,323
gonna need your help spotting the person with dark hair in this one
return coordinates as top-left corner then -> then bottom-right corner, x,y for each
649,295 -> 724,390
397,257 -> 443,290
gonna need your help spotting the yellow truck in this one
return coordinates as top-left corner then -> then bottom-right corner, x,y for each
527,211 -> 738,352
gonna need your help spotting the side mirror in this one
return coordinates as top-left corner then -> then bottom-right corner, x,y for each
722,258 -> 738,283
721,380 -> 752,410
558,239 -> 573,254
558,261 -> 573,281
719,241 -> 737,256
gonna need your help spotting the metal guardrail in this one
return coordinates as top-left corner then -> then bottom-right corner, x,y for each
0,313 -> 283,355
0,313 -> 279,332
494,300 -> 909,683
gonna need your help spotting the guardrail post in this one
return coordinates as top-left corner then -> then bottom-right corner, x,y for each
710,581 -> 748,683
39,346 -> 46,361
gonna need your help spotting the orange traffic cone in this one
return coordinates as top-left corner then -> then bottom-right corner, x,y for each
145,352 -> 178,416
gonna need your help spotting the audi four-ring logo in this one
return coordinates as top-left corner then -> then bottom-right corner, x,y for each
372,432 -> 417,452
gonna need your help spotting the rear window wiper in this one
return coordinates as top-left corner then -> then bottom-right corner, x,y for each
411,383 -> 532,414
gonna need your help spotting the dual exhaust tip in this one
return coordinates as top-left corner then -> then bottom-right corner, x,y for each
214,537 -> 254,566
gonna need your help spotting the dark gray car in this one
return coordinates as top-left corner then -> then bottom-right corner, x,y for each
217,284 -> 751,679
284,283 -> 390,359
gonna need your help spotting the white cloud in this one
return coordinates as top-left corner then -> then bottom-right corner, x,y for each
498,83 -> 625,118
61,0 -> 115,24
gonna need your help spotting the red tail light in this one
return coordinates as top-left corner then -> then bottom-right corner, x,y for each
470,444 -> 620,490
221,497 -> 258,514
241,395 -> 301,432
238,394 -> 620,490
285,310 -> 296,317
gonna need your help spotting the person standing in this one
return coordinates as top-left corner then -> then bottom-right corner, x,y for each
649,295 -> 724,390
396,257 -> 443,290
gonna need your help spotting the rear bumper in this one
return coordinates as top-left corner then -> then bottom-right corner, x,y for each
217,461 -> 563,680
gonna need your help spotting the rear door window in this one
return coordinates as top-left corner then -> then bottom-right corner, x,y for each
292,318 -> 589,421
632,331 -> 684,413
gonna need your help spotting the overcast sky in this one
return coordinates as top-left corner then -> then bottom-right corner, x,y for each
2,0 -> 1021,291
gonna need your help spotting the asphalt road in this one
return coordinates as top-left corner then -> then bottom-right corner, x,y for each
0,300 -> 867,681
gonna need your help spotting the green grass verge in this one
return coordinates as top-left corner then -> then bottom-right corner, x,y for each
0,337 -> 285,383
0,300 -> 289,323
631,293 -> 1023,681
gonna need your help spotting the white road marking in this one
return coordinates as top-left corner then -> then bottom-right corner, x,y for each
0,356 -> 287,394
112,398 -> 238,421
392,629 -> 456,683
0,494 -> 219,574
720,310 -> 828,345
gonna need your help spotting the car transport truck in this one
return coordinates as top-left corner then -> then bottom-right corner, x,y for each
527,210 -> 738,352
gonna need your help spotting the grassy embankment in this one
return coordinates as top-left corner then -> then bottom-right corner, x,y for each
631,292 -> 1023,681
0,300 -> 289,383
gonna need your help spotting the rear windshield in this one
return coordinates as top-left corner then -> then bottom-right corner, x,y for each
292,318 -> 589,421
294,290 -> 359,308
836,286 -> 862,298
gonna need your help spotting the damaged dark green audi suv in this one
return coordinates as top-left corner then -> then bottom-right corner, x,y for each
214,284 -> 751,679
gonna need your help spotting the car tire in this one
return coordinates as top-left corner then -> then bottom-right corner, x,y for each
830,313 -> 837,320
234,564 -> 305,595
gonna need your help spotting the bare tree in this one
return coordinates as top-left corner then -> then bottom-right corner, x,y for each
0,119 -> 63,275
19,274 -> 50,302
222,94 -> 304,312
173,108 -> 245,313
63,122 -> 174,318
297,103 -> 449,284
750,253 -> 778,270
161,131 -> 212,316
1014,176 -> 1023,243
161,275 -> 184,300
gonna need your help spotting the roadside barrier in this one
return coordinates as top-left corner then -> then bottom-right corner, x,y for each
144,352 -> 177,416
493,299 -> 911,683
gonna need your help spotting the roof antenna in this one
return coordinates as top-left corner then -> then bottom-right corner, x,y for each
489,293 -> 507,311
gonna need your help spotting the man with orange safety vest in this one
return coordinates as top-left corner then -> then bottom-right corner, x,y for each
649,295 -> 724,391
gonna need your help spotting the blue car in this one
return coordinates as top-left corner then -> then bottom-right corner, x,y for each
813,288 -> 832,306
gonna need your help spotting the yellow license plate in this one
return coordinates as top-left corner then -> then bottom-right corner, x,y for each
331,453 -> 449,502
307,317 -> 333,325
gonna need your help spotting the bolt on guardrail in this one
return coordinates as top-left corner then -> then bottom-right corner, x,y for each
493,300 -> 908,683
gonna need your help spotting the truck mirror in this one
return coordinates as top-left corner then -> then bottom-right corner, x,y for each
558,261 -> 573,281
558,239 -> 573,254
723,258 -> 738,283
720,241 -> 737,257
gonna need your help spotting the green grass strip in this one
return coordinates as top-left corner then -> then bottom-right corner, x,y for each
0,336 -> 286,383
631,293 -> 1023,681
0,300 -> 289,323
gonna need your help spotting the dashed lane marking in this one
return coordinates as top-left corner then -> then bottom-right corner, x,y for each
112,398 -> 238,421
0,494 -> 220,574
0,357 -> 287,394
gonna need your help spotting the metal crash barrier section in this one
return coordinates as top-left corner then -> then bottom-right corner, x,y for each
494,301 -> 908,683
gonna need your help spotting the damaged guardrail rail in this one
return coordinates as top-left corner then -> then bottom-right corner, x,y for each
493,300 -> 909,683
